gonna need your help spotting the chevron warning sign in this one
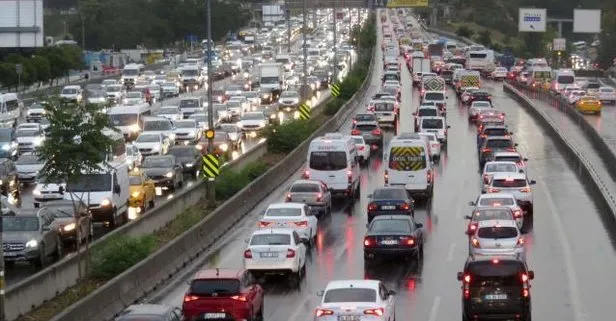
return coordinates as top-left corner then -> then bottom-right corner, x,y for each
201,154 -> 220,178
299,103 -> 311,120
331,83 -> 341,97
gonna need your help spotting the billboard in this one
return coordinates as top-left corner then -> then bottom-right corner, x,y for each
518,8 -> 546,32
0,0 -> 44,48
386,0 -> 428,7
573,9 -> 601,34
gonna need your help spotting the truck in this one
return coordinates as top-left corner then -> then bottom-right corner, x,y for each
421,77 -> 446,95
427,43 -> 444,58
180,66 -> 205,90
259,62 -> 285,104
455,70 -> 481,95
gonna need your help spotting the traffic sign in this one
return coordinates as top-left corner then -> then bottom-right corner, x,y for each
15,64 -> 22,75
518,8 -> 546,32
299,103 -> 311,120
553,38 -> 566,51
205,129 -> 215,140
202,154 -> 220,178
331,83 -> 341,97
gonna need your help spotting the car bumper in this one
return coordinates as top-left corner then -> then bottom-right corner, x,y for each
2,249 -> 39,262
387,182 -> 431,194
244,258 -> 300,273
90,206 -> 115,223
18,173 -> 37,183
472,247 -> 525,257
358,150 -> 371,160
34,195 -> 64,207
151,178 -> 174,188
368,210 -> 413,221
364,246 -> 419,258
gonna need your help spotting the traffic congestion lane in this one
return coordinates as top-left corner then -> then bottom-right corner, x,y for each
580,79 -> 616,155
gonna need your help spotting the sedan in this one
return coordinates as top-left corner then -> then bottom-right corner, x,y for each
216,124 -> 243,150
315,280 -> 396,321
285,179 -> 332,216
128,170 -> 156,216
243,228 -> 307,281
468,219 -> 525,257
598,86 -> 616,105
15,153 -> 45,184
157,106 -> 183,121
468,101 -> 492,122
258,203 -> 317,241
238,112 -> 267,132
351,121 -> 383,147
167,145 -> 201,176
490,67 -> 508,80
351,135 -> 371,163
123,91 -> 146,105
134,132 -> 170,156
44,200 -> 93,245
141,155 -> 184,193
367,187 -> 415,223
173,120 -> 201,145
363,215 -> 424,264
575,95 -> 602,114
567,90 -> 586,105
16,125 -> 45,153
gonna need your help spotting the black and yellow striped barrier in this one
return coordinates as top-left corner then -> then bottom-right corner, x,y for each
331,82 -> 341,97
299,103 -> 311,120
201,154 -> 220,178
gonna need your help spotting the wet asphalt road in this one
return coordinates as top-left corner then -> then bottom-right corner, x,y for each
146,13 -> 616,321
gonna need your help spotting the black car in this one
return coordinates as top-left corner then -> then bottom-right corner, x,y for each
478,136 -> 517,168
196,133 -> 232,159
0,128 -> 17,159
0,158 -> 21,207
366,187 -> 415,223
141,155 -> 184,193
167,146 -> 201,177
468,91 -> 492,105
477,125 -> 512,150
363,215 -> 424,264
457,254 -> 534,321
117,304 -> 183,321
352,113 -> 378,124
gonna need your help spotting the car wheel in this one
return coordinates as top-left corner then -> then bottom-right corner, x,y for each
32,243 -> 45,268
257,302 -> 264,321
149,197 -> 155,209
54,238 -> 64,260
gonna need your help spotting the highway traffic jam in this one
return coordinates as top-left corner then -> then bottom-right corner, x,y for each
0,11 -> 358,285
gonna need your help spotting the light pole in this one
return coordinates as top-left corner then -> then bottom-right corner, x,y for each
206,0 -> 215,208
302,0 -> 308,99
332,3 -> 338,81
286,0 -> 292,53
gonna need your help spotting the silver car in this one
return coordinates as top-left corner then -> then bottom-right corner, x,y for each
469,193 -> 524,231
481,161 -> 521,193
468,219 -> 524,257
487,173 -> 536,216
285,179 -> 332,216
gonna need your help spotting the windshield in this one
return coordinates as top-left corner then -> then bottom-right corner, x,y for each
601,88 -> 615,93
485,163 -> 518,173
189,279 -> 240,296
483,128 -> 507,136
0,130 -> 12,141
354,124 -> 377,131
477,226 -> 518,238
261,76 -> 279,84
175,121 -> 195,129
144,121 -> 172,131
557,75 -> 574,84
241,113 -> 264,120
418,108 -> 437,116
189,114 -> 207,121
290,183 -> 320,193
109,114 -> 137,126
266,207 -> 302,217
159,108 -> 179,115
370,219 -> 412,233
16,129 -> 39,137
136,134 -> 160,143
486,139 -> 513,148
67,173 -> 111,192
16,155 -> 41,165
323,288 -> 376,303
182,69 -> 198,77
421,118 -> 444,129
122,69 -> 139,76
2,216 -> 39,231
469,53 -> 487,59
424,92 -> 444,100
354,114 -> 376,122
126,92 -> 141,98
468,261 -> 524,281
250,234 -> 291,245
494,156 -> 521,163
309,151 -> 347,171
143,157 -> 173,168
107,85 -> 122,92
473,102 -> 491,108
168,147 -> 194,157
374,103 -> 394,112
218,125 -> 237,133
89,91 -> 103,98
280,91 -> 298,98
62,88 -> 78,95
479,197 -> 515,206
179,99 -> 200,108
129,175 -> 143,185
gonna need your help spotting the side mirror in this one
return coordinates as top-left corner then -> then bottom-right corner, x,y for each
113,184 -> 121,194
468,201 -> 475,206
317,290 -> 324,297
528,271 -> 535,280
58,186 -> 65,194
387,289 -> 397,296
412,112 -> 416,116
523,158 -> 528,161
447,125 -> 451,128
415,223 -> 423,228
464,215 -> 472,219
529,180 -> 536,185
457,272 -> 463,281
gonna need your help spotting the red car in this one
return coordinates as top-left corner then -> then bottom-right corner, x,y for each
183,268 -> 264,321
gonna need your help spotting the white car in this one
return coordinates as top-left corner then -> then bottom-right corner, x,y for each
238,112 -> 267,132
598,86 -> 616,105
142,117 -> 176,145
148,85 -> 162,102
26,102 -> 46,122
481,161 -> 523,193
562,85 -> 582,97
226,100 -> 244,120
157,106 -> 184,121
243,228 -> 307,280
314,280 -> 396,321
229,97 -> 250,112
244,91 -> 261,108
33,176 -> 66,208
258,203 -> 318,241
486,173 -> 536,215
469,192 -> 524,230
491,152 -> 527,173
123,91 -> 146,105
351,135 -> 371,163
133,132 -> 170,156
418,132 -> 441,160
188,113 -> 209,129
60,85 -> 83,103
173,119 -> 201,144
125,144 -> 143,169
105,84 -> 124,103
490,67 -> 508,80
162,82 -> 180,97
101,79 -> 118,90
87,90 -> 107,105
567,90 -> 586,105
152,75 -> 167,86
469,219 -> 525,257
15,153 -> 45,184
16,124 -> 45,153
468,101 -> 492,121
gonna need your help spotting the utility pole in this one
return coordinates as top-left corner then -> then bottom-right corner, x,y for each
1,202 -> 5,321
332,3 -> 338,81
206,0 -> 216,208
81,16 -> 85,51
301,0 -> 309,99
286,0 -> 292,53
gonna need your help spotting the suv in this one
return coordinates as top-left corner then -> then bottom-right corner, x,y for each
182,268 -> 264,321
2,209 -> 62,267
0,158 -> 21,207
457,254 -> 534,321
478,136 -> 517,168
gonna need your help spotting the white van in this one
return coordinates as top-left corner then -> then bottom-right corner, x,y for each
121,63 -> 145,86
275,54 -> 293,71
108,104 -> 152,140
418,116 -> 449,143
64,161 -> 130,227
0,93 -> 22,128
384,133 -> 434,198
102,128 -> 127,163
304,133 -> 361,198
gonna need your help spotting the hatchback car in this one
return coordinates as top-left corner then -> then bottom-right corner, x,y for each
314,280 -> 396,321
285,179 -> 332,216
117,304 -> 183,321
468,220 -> 525,257
351,121 -> 383,147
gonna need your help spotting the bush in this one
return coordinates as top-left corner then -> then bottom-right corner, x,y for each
324,98 -> 344,116
91,235 -> 156,280
215,161 -> 269,199
456,26 -> 473,39
264,120 -> 316,154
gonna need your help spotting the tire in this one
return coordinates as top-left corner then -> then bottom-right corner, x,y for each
32,244 -> 45,268
148,197 -> 155,209
354,180 -> 361,199
256,302 -> 264,321
327,203 -> 332,216
54,238 -> 64,260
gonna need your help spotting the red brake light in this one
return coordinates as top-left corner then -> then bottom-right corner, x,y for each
259,221 -> 272,228
514,210 -> 522,218
294,220 -> 308,227
303,169 -> 310,179
463,274 -> 471,283
231,295 -> 248,302
286,193 -> 292,201
351,129 -> 361,135
483,174 -> 489,183
316,193 -> 322,201
488,187 -> 500,193
427,170 -> 432,183
358,145 -> 365,151
521,273 -> 529,282
353,119 -> 357,124
364,308 -> 384,316
368,202 -> 377,211
244,249 -> 252,258
287,249 -> 296,258
523,289 -> 529,297
371,129 -> 382,135
183,295 -> 199,302
402,237 -> 415,246
384,170 -> 389,184
364,236 -> 376,247
469,223 -> 478,232
507,147 -> 516,152
316,309 -> 334,317
492,258 -> 499,264
399,203 -> 410,211
520,187 -> 531,193
517,237 -> 525,245
482,148 -> 491,153
347,170 -> 352,184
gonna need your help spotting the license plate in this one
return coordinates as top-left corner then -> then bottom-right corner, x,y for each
381,239 -> 398,245
276,222 -> 286,226
338,316 -> 360,321
381,205 -> 396,210
260,252 -> 277,258
485,294 -> 508,300
428,130 -> 437,133
3,252 -> 17,257
203,313 -> 227,319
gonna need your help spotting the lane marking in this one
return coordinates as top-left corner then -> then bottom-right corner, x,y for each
428,295 -> 441,321
536,174 -> 588,321
446,243 -> 456,262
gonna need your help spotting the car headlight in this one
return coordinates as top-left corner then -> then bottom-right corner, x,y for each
262,93 -> 270,98
2,144 -> 10,150
259,121 -> 266,127
151,146 -> 160,152
165,172 -> 174,178
130,124 -> 140,132
237,122 -> 243,128
131,191 -> 141,198
63,223 -> 76,232
33,189 -> 41,196
25,240 -> 38,248
168,133 -> 176,140
195,144 -> 203,150
185,163 -> 194,167
220,143 -> 228,152
101,199 -> 111,207
270,114 -> 277,119
34,137 -> 44,146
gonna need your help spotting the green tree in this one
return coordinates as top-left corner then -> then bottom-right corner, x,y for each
31,55 -> 52,86
477,30 -> 492,47
456,26 -> 473,39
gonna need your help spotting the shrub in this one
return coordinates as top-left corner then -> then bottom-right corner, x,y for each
215,161 -> 269,199
243,161 -> 269,181
339,75 -> 364,100
91,235 -> 156,280
264,120 -> 315,154
456,26 -> 473,38
324,98 -> 344,116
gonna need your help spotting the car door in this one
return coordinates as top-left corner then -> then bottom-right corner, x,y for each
320,183 -> 331,204
40,212 -> 56,256
379,283 -> 395,319
293,231 -> 306,265
303,204 -> 318,236
242,271 -> 262,313
173,157 -> 183,180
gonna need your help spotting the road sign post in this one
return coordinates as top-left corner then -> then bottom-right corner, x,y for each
518,8 -> 547,32
201,154 -> 220,179
15,64 -> 22,93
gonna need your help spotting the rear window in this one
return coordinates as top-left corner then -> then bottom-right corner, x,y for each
586,82 -> 601,89
370,219 -> 412,233
478,197 -> 515,206
266,208 -> 302,217
492,179 -> 527,188
250,234 -> 291,245
389,147 -> 426,171
485,163 -> 517,173
373,188 -> 407,199
468,261 -> 525,284
323,288 -> 377,303
417,108 -> 437,117
486,139 -> 513,148
473,209 -> 513,221
290,183 -> 320,193
494,156 -> 520,162
424,92 -> 444,100
355,124 -> 377,131
355,114 -> 376,122
483,128 -> 507,136
189,279 -> 239,296
477,226 -> 518,238
374,103 -> 394,111
352,137 -> 364,144
600,88 -> 615,93
421,118 -> 443,129
309,151 -> 347,171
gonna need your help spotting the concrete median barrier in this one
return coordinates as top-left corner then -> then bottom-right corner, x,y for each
47,44 -> 377,321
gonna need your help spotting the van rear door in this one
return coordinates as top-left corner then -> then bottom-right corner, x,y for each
307,149 -> 350,193
467,260 -> 526,316
387,145 -> 429,191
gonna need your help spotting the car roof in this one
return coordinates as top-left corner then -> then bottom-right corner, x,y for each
291,179 -> 322,186
371,214 -> 414,222
121,304 -> 172,316
267,202 -> 304,209
355,120 -> 378,126
420,116 -> 445,120
466,253 -> 525,264
193,268 -> 244,279
373,186 -> 407,192
485,136 -> 511,140
477,219 -> 517,228
478,193 -> 516,199
493,151 -> 521,157
325,279 -> 380,290
418,105 -> 438,109
251,227 -> 296,236
491,172 -> 527,180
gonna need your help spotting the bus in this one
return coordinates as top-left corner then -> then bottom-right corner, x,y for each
465,50 -> 492,71
550,69 -> 576,94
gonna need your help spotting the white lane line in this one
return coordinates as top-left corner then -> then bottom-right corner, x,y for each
537,175 -> 588,321
428,296 -> 441,321
287,296 -> 311,321
334,243 -> 348,260
446,243 -> 456,262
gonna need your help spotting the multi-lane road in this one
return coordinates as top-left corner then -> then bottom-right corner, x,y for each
138,15 -> 616,321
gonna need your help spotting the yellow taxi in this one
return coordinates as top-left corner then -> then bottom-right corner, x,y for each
128,170 -> 156,218
575,95 -> 602,114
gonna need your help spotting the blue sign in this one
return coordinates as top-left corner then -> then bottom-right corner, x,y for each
185,34 -> 199,42
523,15 -> 541,22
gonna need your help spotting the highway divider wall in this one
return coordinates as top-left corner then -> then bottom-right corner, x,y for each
503,83 -> 616,221
49,40 -> 377,321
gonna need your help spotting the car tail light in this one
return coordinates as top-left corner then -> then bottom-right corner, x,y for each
483,174 -> 489,183
488,187 -> 500,193
372,129 -> 382,135
463,274 -> 471,283
368,202 -> 377,212
303,169 -> 310,179
384,170 -> 389,184
513,210 -> 522,218
183,295 -> 200,302
519,187 -> 531,193
316,193 -> 322,201
427,170 -> 432,183
316,309 -> 334,317
471,238 -> 480,248
294,220 -> 308,227
352,119 -> 357,124
402,237 -> 415,246
521,273 -> 529,282
244,249 -> 253,258
482,148 -> 491,153
286,193 -> 292,201
231,295 -> 248,302
287,249 -> 296,258
468,223 -> 478,234
464,289 -> 470,299
347,170 -> 353,184
523,289 -> 529,297
507,147 -> 516,152
351,129 -> 361,135
364,236 -> 376,247
259,221 -> 272,228
358,145 -> 365,151
399,203 -> 410,211
364,308 -> 384,316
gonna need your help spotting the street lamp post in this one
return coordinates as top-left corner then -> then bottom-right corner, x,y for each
206,0 -> 215,208
332,2 -> 338,81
